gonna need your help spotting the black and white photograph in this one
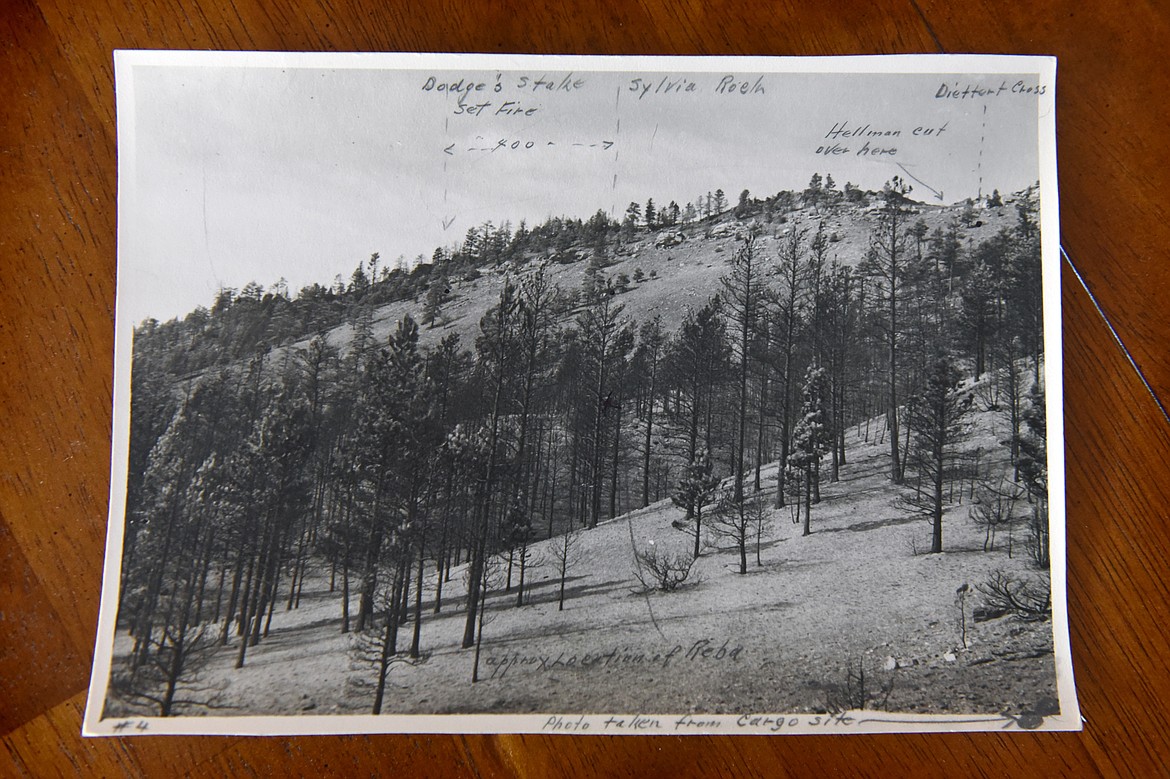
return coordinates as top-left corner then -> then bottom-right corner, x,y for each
85,52 -> 1075,735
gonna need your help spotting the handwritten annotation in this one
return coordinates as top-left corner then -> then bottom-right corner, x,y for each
484,638 -> 743,680
421,72 -> 586,117
541,710 -> 859,733
627,74 -> 766,99
419,72 -> 768,116
538,709 -> 1036,733
445,138 -> 615,155
814,120 -> 951,158
935,80 -> 1047,99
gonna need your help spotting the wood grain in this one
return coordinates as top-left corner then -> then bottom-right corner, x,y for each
2,1 -> 1168,775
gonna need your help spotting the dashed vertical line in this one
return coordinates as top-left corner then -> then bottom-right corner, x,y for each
610,83 -> 622,217
977,104 -> 986,200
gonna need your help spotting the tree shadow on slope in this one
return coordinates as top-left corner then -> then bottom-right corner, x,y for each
481,597 -> 796,649
810,513 -> 922,534
262,614 -> 354,641
519,575 -> 634,609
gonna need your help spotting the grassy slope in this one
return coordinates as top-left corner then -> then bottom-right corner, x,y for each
309,198 -> 1018,353
126,392 -> 1055,719
111,198 -> 1050,719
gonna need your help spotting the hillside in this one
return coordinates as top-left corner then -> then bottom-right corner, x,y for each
131,188 -> 1024,383
106,396 -> 1056,720
315,198 -> 1019,354
106,181 -> 1055,730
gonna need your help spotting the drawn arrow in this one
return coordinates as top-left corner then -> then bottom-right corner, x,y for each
895,163 -> 944,201
444,143 -> 455,155
441,216 -> 456,230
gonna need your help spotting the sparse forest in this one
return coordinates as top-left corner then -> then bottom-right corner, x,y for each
108,176 -> 1053,718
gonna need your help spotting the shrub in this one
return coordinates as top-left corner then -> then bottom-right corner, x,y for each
1026,505 -> 1050,569
822,657 -> 896,714
976,570 -> 1051,621
631,545 -> 698,593
969,476 -> 1024,552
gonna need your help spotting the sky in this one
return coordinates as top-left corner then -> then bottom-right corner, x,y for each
120,57 -> 1046,323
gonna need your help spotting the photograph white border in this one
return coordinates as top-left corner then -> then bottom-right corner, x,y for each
85,51 -> 1074,736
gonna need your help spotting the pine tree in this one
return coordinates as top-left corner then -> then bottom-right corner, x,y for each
804,173 -> 823,211
576,287 -> 631,527
424,333 -> 470,614
770,227 -> 807,507
671,450 -> 721,558
1006,205 -> 1043,382
813,257 -> 857,484
232,378 -> 314,667
1016,185 -> 1038,241
959,261 -> 997,379
349,263 -> 370,294
285,334 -> 341,613
904,357 -> 971,553
735,189 -> 752,218
1015,381 -> 1049,568
463,282 -> 521,648
960,199 -> 977,227
712,488 -> 769,574
860,176 -> 914,483
507,265 -> 558,606
551,525 -> 583,610
501,499 -> 534,607
625,201 -> 642,226
721,232 -> 765,502
634,316 -> 665,508
583,251 -> 608,298
423,272 -> 451,327
351,315 -> 435,639
929,218 -> 963,283
713,189 -> 727,216
665,300 -> 728,507
788,365 -> 829,535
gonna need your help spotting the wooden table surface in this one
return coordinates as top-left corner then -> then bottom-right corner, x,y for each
3,1 -> 1168,776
